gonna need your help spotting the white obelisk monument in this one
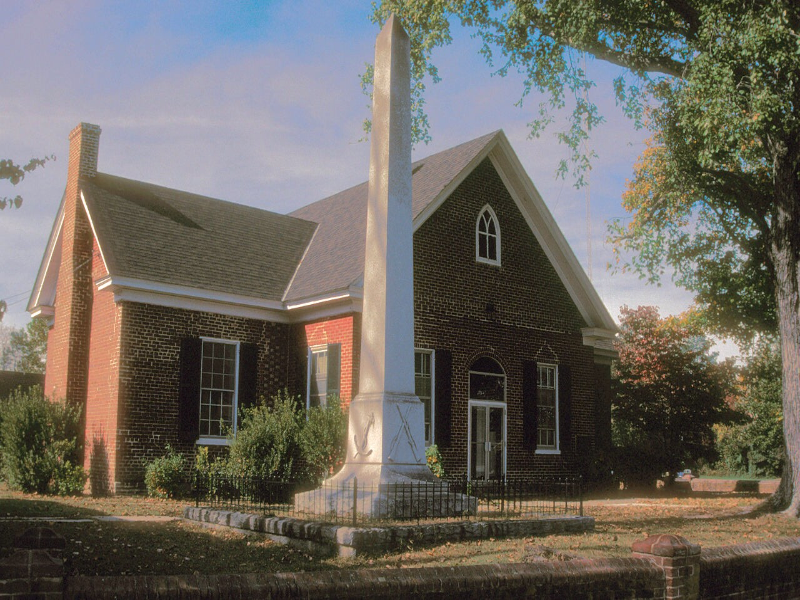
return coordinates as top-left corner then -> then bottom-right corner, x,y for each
340,13 -> 434,485
296,15 -> 439,517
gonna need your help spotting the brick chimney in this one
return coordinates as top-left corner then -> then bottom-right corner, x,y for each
43,123 -> 101,420
69,123 -> 101,179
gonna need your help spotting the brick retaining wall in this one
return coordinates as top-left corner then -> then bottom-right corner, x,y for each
64,559 -> 662,600
6,527 -> 800,599
700,537 -> 800,599
690,479 -> 780,494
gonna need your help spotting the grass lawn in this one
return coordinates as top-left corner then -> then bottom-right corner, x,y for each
3,485 -> 800,576
0,484 -> 186,519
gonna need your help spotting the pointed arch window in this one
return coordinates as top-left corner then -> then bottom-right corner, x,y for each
476,205 -> 501,265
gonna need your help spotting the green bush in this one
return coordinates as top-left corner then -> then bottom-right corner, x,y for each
0,386 -> 86,495
426,444 -> 445,478
714,339 -> 784,478
299,395 -> 347,484
226,390 -> 303,481
144,445 -> 189,498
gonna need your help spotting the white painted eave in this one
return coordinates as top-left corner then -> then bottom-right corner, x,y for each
80,190 -> 110,276
28,198 -> 65,316
100,276 -> 363,323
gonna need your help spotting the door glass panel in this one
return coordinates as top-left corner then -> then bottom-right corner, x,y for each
488,407 -> 504,480
471,406 -> 486,480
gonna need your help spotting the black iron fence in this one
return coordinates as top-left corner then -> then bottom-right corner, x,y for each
193,472 -> 583,525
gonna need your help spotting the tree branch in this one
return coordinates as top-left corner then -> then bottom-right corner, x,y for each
662,0 -> 701,39
697,166 -> 771,233
578,40 -> 686,77
533,26 -> 687,78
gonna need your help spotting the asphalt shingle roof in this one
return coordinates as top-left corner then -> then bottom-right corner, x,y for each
81,173 -> 317,302
78,131 -> 499,304
285,131 -> 498,301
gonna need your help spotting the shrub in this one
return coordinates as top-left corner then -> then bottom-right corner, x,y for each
426,444 -> 445,478
299,395 -> 347,484
713,339 -> 784,478
226,390 -> 303,481
144,445 -> 189,498
0,386 -> 86,495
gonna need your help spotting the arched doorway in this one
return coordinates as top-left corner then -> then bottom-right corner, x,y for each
468,357 -> 506,481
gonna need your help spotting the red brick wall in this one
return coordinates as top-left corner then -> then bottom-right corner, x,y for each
292,314 -> 359,408
413,158 -> 596,477
700,538 -> 800,599
114,302 -> 291,491
84,237 -> 121,494
44,124 -> 100,411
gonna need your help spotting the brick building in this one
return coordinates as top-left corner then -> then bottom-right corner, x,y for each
29,123 -> 617,492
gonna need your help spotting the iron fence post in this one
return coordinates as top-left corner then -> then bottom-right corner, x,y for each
579,476 -> 584,517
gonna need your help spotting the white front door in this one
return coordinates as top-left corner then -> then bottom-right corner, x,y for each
469,402 -> 505,481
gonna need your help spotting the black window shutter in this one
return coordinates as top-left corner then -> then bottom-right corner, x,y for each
326,343 -> 341,402
434,349 -> 452,448
178,337 -> 202,442
522,361 -> 538,451
559,364 -> 572,454
238,342 -> 259,421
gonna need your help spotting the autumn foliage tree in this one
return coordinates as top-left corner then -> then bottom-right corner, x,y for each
612,306 -> 735,486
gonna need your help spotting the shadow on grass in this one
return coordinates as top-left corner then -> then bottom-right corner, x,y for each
0,497 -> 106,518
5,519 -> 336,577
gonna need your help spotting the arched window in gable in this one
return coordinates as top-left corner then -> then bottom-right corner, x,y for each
476,205 -> 501,265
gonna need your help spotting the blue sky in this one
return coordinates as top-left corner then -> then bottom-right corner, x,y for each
0,1 -> 733,356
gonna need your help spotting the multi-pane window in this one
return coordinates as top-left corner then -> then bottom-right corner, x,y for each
307,344 -> 341,409
476,206 -> 500,264
309,347 -> 328,408
415,350 -> 433,446
199,340 -> 238,437
537,364 -> 558,449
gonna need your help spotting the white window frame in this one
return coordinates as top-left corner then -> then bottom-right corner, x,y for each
415,348 -> 435,447
475,204 -> 501,266
196,337 -> 240,446
535,362 -> 560,455
306,344 -> 330,410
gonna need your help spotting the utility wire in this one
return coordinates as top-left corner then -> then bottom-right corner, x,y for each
0,252 -> 98,309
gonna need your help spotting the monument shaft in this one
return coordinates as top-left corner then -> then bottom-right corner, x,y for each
360,14 -> 415,397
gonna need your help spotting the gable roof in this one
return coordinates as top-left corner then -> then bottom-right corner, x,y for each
81,174 -> 317,302
286,131 -> 498,302
28,130 -> 617,334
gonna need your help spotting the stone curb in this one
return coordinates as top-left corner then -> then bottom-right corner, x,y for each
183,506 -> 594,555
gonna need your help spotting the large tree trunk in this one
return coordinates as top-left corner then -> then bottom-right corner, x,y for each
766,151 -> 800,515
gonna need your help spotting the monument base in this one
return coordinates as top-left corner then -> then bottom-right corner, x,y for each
294,467 -> 477,520
295,390 -> 476,519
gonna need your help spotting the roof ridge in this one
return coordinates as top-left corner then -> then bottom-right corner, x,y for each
87,172 -> 316,227
289,130 -> 501,217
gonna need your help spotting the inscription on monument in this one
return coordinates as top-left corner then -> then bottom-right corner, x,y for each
387,404 -> 420,463
353,412 -> 375,459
